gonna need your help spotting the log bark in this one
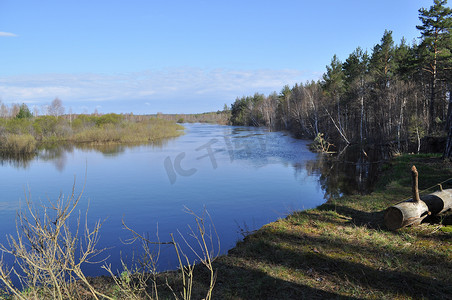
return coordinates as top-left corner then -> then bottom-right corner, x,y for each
384,166 -> 452,230
421,189 -> 452,215
384,200 -> 429,230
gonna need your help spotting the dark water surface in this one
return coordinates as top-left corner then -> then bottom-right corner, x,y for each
0,123 -> 328,276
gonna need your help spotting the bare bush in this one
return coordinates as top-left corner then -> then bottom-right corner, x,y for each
0,181 -> 218,300
0,180 -> 113,300
103,207 -> 219,300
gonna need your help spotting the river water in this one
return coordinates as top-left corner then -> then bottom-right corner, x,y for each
0,123 -> 327,276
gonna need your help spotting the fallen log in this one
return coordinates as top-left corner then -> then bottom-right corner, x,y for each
384,166 -> 452,230
384,166 -> 429,230
421,189 -> 452,216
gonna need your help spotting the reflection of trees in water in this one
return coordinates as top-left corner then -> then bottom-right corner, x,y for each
0,153 -> 35,169
227,125 -> 389,199
38,144 -> 74,172
305,145 -> 390,200
75,139 -> 171,157
2,139 -> 173,171
227,126 -> 387,199
74,143 -> 127,157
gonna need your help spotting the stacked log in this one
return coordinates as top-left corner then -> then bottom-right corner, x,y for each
384,166 -> 452,230
421,189 -> 452,215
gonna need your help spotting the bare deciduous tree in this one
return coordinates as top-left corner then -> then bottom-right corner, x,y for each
10,103 -> 20,118
0,102 -> 8,118
48,97 -> 65,117
33,105 -> 40,117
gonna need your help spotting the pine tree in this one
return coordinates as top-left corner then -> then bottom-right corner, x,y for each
394,38 -> 418,81
370,30 -> 396,86
416,0 -> 452,132
343,47 -> 369,143
322,55 -> 349,144
16,103 -> 33,119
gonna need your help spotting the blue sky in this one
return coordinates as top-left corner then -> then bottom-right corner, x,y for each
0,0 -> 437,114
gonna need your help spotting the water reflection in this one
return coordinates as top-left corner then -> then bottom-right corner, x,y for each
0,153 -> 36,169
305,145 -> 390,199
220,126 -> 313,170
0,127 -> 388,200
1,128 -> 390,212
75,143 -> 128,157
38,144 -> 74,172
0,139 -> 174,171
220,126 -> 388,199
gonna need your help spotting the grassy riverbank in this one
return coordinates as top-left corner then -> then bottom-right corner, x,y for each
197,153 -> 452,299
85,153 -> 452,299
0,115 -> 184,155
1,154 -> 451,299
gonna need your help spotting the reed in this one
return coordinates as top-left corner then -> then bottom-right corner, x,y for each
0,115 -> 184,155
71,118 -> 184,144
0,134 -> 37,154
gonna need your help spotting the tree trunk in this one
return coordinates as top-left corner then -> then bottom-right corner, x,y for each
360,95 -> 364,144
427,34 -> 438,133
416,126 -> 421,154
445,124 -> 452,158
444,93 -> 452,158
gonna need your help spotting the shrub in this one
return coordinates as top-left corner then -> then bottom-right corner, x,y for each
0,182 -> 112,299
95,113 -> 123,127
1,134 -> 36,154
33,116 -> 59,137
0,183 -> 217,300
4,118 -> 33,135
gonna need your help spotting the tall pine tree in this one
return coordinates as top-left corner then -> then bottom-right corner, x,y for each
416,0 -> 452,132
343,47 -> 369,143
322,55 -> 349,144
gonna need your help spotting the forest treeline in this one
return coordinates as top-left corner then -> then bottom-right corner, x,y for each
229,0 -> 452,156
154,111 -> 230,125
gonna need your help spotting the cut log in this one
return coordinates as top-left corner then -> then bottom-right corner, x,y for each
384,166 -> 452,230
384,166 -> 430,230
384,201 -> 429,230
421,189 -> 452,215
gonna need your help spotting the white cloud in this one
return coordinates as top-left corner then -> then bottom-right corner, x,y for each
0,32 -> 17,37
0,68 -> 319,113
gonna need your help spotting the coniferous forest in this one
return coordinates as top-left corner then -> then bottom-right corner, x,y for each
229,0 -> 452,157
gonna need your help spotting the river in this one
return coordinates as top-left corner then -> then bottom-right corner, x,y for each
0,123 -> 328,276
